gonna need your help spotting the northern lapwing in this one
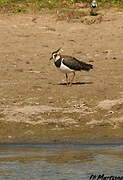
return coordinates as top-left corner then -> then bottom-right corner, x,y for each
90,0 -> 98,16
50,48 -> 93,86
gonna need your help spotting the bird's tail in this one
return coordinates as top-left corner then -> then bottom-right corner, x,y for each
80,62 -> 93,71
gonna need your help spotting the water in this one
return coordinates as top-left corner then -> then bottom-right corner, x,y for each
0,143 -> 123,180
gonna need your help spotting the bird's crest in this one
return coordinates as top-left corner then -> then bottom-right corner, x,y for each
53,48 -> 63,54
50,48 -> 63,61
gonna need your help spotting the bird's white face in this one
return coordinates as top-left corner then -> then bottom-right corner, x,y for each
91,0 -> 97,7
52,53 -> 61,61
50,48 -> 62,61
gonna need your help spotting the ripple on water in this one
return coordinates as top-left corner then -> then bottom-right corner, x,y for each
0,143 -> 123,180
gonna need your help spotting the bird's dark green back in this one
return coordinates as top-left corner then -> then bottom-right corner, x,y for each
61,55 -> 93,71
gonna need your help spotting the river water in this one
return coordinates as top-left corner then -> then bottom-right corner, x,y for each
0,143 -> 123,180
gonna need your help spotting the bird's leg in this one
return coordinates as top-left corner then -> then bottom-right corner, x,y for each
69,72 -> 75,86
65,73 -> 69,86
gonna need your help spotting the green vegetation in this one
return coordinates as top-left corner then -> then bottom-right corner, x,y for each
0,0 -> 122,13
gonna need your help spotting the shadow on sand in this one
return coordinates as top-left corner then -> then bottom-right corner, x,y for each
57,81 -> 93,86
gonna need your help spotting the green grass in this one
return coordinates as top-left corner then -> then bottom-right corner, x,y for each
0,0 -> 122,13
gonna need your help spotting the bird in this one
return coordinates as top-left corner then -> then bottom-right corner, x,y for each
50,48 -> 93,86
90,0 -> 98,16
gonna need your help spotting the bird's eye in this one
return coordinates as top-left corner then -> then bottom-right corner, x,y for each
53,53 -> 57,58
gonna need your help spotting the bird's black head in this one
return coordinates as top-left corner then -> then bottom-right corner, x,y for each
50,48 -> 62,61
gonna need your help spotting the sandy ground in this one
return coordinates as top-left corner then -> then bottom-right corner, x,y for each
0,8 -> 123,143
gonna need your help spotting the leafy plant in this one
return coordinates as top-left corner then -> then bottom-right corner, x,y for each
12,7 -> 25,13
0,0 -> 123,13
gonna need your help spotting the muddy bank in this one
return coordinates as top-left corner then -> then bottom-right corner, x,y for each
0,9 -> 123,143
0,97 -> 123,143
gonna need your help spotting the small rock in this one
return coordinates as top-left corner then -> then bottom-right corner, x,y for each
103,50 -> 109,54
8,136 -> 12,139
112,57 -> 117,60
26,61 -> 30,64
32,18 -> 37,23
15,68 -> 23,72
108,111 -> 114,114
89,60 -> 94,62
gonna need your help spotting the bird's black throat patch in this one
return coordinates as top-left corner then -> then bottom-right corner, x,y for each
54,59 -> 61,68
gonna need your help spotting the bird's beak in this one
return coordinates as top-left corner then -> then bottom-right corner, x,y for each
50,56 -> 53,60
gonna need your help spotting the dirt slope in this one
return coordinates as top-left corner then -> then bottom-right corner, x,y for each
0,8 -> 123,143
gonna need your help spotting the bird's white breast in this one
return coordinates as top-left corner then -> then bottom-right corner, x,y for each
59,61 -> 74,73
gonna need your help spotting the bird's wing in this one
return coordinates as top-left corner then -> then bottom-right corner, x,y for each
61,55 -> 90,71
